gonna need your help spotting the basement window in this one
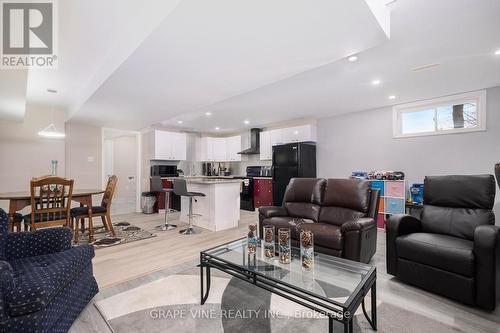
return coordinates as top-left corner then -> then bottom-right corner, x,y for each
393,90 -> 486,138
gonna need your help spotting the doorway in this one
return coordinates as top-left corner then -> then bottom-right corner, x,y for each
102,128 -> 141,215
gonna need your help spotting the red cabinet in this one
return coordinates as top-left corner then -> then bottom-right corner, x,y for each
253,178 -> 273,208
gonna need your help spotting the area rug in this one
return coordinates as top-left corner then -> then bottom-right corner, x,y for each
94,265 -> 466,333
75,221 -> 156,248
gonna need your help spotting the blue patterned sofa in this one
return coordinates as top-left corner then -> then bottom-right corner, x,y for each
0,208 -> 98,332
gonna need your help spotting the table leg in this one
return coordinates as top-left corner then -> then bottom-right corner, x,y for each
329,317 -> 333,333
362,281 -> 377,330
73,217 -> 79,243
200,255 -> 211,305
8,199 -> 29,232
8,200 -> 16,233
371,281 -> 377,330
88,196 -> 94,243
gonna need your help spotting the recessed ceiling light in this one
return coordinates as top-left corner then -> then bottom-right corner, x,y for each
215,127 -> 220,130
177,120 -> 183,124
372,79 -> 381,85
244,120 -> 250,125
205,112 -> 212,116
388,95 -> 396,100
347,55 -> 358,62
495,49 -> 500,55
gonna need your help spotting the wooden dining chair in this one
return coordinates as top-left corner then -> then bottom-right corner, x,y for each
25,176 -> 74,230
71,175 -> 117,242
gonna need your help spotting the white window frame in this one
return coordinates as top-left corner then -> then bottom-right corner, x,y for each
393,90 -> 487,138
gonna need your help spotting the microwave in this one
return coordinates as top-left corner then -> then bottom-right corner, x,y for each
151,165 -> 178,177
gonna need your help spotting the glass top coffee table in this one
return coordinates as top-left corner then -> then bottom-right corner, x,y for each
200,238 -> 377,333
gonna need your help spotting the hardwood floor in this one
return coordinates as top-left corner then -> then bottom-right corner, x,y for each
71,211 -> 500,333
92,210 -> 254,289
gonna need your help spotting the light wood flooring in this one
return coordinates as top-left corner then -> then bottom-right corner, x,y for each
91,210 -> 254,289
71,211 -> 500,333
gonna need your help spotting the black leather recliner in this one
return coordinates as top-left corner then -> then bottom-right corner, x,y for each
387,175 -> 500,310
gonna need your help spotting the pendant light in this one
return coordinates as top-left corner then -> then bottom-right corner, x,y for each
38,89 -> 65,138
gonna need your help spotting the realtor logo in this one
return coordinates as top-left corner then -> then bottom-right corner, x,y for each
1,0 -> 57,68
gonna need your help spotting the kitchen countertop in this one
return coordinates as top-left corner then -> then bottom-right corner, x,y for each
152,175 -> 271,184
186,179 -> 243,185
157,176 -> 243,185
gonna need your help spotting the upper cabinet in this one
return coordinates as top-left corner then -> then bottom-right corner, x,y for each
171,132 -> 187,161
225,135 -> 242,162
213,137 -> 227,161
198,135 -> 242,162
282,125 -> 315,143
259,131 -> 272,160
270,128 -> 284,146
199,137 -> 214,161
149,130 -> 187,161
260,124 -> 316,160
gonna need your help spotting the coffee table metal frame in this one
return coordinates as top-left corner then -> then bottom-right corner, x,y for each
200,238 -> 377,333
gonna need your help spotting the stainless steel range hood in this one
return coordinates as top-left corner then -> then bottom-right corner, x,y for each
238,128 -> 261,155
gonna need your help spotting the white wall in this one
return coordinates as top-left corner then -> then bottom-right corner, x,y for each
0,105 -> 66,211
317,86 -> 500,220
65,122 -> 102,189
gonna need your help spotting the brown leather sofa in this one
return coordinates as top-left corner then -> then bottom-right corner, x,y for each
258,178 -> 380,263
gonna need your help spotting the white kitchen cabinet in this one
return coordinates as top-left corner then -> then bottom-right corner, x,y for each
226,135 -> 242,161
171,132 -> 187,160
282,125 -> 315,143
259,131 -> 272,160
259,124 -> 316,160
153,130 -> 170,160
198,135 -> 242,162
260,129 -> 282,161
213,138 -> 227,161
270,129 -> 284,146
199,137 -> 214,161
150,130 -> 187,160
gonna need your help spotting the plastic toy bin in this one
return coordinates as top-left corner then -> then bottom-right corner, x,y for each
385,181 -> 405,197
385,198 -> 405,214
378,198 -> 384,213
376,214 -> 386,229
371,180 -> 385,196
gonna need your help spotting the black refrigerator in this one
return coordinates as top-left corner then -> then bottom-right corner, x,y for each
272,142 -> 316,205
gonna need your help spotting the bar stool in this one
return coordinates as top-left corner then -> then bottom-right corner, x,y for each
151,176 -> 177,231
172,179 -> 205,235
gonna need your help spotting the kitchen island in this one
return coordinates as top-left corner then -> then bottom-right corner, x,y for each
171,177 -> 242,232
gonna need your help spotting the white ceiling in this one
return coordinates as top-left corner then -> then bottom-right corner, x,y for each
183,0 -> 500,131
70,0 -> 390,129
25,0 -> 181,113
3,0 -> 500,132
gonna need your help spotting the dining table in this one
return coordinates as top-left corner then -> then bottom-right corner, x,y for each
0,189 -> 105,242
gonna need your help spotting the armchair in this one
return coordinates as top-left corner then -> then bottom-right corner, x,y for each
386,175 -> 499,310
0,208 -> 98,332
